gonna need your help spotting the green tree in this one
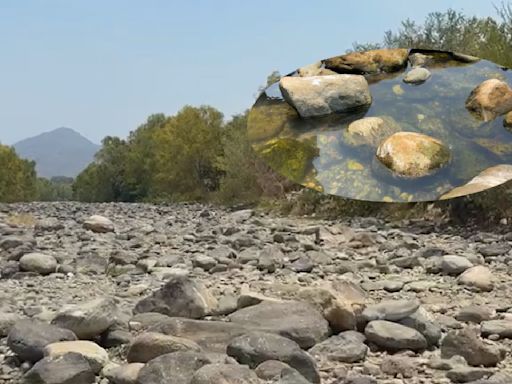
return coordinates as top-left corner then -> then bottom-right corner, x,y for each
0,144 -> 37,202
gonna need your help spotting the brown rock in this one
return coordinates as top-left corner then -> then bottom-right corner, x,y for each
465,79 -> 512,121
324,48 -> 409,74
376,132 -> 451,177
344,116 -> 401,147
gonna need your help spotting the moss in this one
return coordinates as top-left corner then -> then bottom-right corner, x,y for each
247,101 -> 298,142
256,137 -> 319,182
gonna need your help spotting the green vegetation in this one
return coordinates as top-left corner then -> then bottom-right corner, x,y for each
0,144 -> 38,202
37,177 -> 74,201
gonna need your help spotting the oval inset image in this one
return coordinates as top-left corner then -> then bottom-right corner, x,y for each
248,48 -> 512,202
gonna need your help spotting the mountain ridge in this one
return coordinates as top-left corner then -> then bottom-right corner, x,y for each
13,127 -> 100,178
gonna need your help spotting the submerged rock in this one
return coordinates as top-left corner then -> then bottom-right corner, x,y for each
344,116 -> 401,147
323,48 -> 409,74
247,101 -> 298,142
279,75 -> 372,118
376,132 -> 451,177
465,79 -> 512,121
441,164 -> 512,199
255,137 -> 319,182
403,67 -> 431,84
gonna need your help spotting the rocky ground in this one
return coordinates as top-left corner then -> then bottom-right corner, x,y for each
0,202 -> 512,384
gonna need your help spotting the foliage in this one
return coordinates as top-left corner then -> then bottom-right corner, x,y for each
0,144 -> 37,202
37,177 -> 74,201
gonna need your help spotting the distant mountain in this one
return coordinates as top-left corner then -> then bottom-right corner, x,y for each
13,127 -> 100,178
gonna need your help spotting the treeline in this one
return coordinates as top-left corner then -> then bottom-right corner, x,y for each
72,104 -> 292,204
0,143 -> 74,203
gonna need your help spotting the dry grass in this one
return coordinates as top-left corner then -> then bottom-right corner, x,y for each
5,213 -> 37,228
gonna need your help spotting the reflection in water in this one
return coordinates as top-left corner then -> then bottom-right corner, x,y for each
248,49 -> 512,202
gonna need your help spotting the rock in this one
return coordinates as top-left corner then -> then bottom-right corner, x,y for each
51,297 -> 118,339
441,255 -> 474,275
136,351 -> 211,384
376,132 -> 451,177
192,255 -> 217,271
102,329 -> 133,347
228,301 -> 330,349
308,331 -> 368,363
478,243 -> 511,257
134,275 -> 218,319
442,165 -> 512,199
227,332 -> 319,383
102,363 -> 144,384
446,367 -> 494,383
24,352 -> 95,384
403,67 -> 431,84
296,287 -> 356,332
465,79 -> 512,121
441,328 -> 505,367
344,373 -> 378,384
44,340 -> 109,373
409,53 -> 432,67
19,253 -> 57,275
481,320 -> 512,338
364,320 -> 427,352
362,299 -> 420,322
458,266 -> 494,292
254,360 -> 291,380
398,307 -> 442,347
0,312 -> 20,337
298,62 -> 338,77
290,255 -> 315,272
456,306 -> 495,324
7,319 -> 77,362
323,48 -> 409,74
381,355 -> 417,378
279,75 -> 372,118
504,111 -> 512,128
344,116 -> 401,147
191,363 -> 261,384
83,215 -> 114,233
277,367 -> 312,384
453,52 -> 480,63
147,317 -> 254,354
127,332 -> 201,363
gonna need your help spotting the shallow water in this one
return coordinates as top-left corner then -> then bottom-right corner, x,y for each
249,51 -> 512,202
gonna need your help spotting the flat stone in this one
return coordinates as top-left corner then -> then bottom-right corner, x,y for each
51,297 -> 118,339
308,331 -> 368,363
24,352 -> 95,384
398,307 -> 442,347
279,75 -> 372,118
228,301 -> 330,349
7,319 -> 77,362
362,299 -> 420,322
255,360 -> 292,380
481,320 -> 512,339
102,363 -> 144,384
441,255 -> 474,275
446,367 -> 494,383
127,332 -> 201,363
456,306 -> 495,324
19,253 -> 57,275
44,340 -> 109,373
227,332 -> 320,383
364,320 -> 427,352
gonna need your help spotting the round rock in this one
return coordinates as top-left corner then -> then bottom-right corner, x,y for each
364,320 -> 427,352
19,253 -> 57,275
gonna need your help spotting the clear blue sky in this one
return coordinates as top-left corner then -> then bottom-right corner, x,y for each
0,0 -> 501,144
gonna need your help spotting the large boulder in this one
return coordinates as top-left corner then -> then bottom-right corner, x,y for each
308,331 -> 368,363
323,48 -> 409,74
19,253 -> 57,275
44,340 -> 109,373
441,328 -> 505,367
228,301 -> 330,349
24,353 -> 95,384
83,215 -> 114,233
279,75 -> 372,118
136,351 -> 211,384
51,297 -> 118,339
127,332 -> 201,363
227,332 -> 319,383
134,276 -> 218,319
7,320 -> 77,362
364,320 -> 427,352
191,364 -> 261,384
458,265 -> 494,292
441,165 -> 512,200
465,79 -> 512,121
376,132 -> 451,177
344,116 -> 401,147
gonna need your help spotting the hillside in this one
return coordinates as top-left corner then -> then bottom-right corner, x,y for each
13,127 -> 99,178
